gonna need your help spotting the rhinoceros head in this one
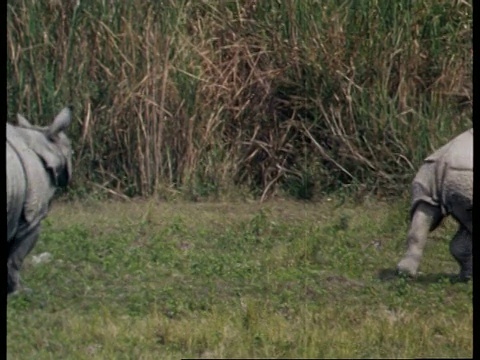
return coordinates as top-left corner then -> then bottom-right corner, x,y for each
16,106 -> 73,187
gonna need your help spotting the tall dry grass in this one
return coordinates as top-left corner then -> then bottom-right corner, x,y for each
6,0 -> 472,199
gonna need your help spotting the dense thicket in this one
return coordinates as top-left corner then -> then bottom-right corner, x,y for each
7,0 -> 472,200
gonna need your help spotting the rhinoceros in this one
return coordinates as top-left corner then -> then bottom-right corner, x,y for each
7,107 -> 73,294
397,128 -> 473,281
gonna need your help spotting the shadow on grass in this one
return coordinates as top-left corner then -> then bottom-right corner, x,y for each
377,268 -> 467,284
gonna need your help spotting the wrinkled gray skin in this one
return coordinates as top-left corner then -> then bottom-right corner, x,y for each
397,128 -> 473,281
7,107 -> 73,294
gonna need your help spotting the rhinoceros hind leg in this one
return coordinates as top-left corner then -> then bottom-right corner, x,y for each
7,227 -> 41,295
7,264 -> 20,295
397,202 -> 443,277
449,225 -> 472,281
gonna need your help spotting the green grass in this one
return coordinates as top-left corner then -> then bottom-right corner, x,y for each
7,198 -> 472,358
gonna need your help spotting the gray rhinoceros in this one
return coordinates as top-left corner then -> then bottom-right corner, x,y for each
7,106 -> 73,294
397,128 -> 473,281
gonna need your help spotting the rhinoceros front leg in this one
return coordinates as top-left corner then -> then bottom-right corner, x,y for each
7,226 -> 41,294
397,202 -> 443,277
450,225 -> 472,281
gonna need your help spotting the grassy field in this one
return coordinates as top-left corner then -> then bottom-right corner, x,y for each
7,197 -> 472,359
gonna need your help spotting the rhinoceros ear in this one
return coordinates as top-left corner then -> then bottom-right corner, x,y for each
26,107 -> 73,187
17,113 -> 33,128
47,106 -> 72,139
44,107 -> 73,187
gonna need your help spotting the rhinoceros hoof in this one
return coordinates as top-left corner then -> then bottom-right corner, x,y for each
8,286 -> 33,298
7,279 -> 19,295
457,271 -> 472,283
396,258 -> 419,277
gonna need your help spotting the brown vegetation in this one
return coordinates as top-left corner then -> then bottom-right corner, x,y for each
7,0 -> 472,199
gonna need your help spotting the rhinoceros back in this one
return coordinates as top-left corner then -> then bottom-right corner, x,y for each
424,129 -> 473,170
6,123 -> 55,240
7,136 -> 27,241
411,129 -> 473,217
